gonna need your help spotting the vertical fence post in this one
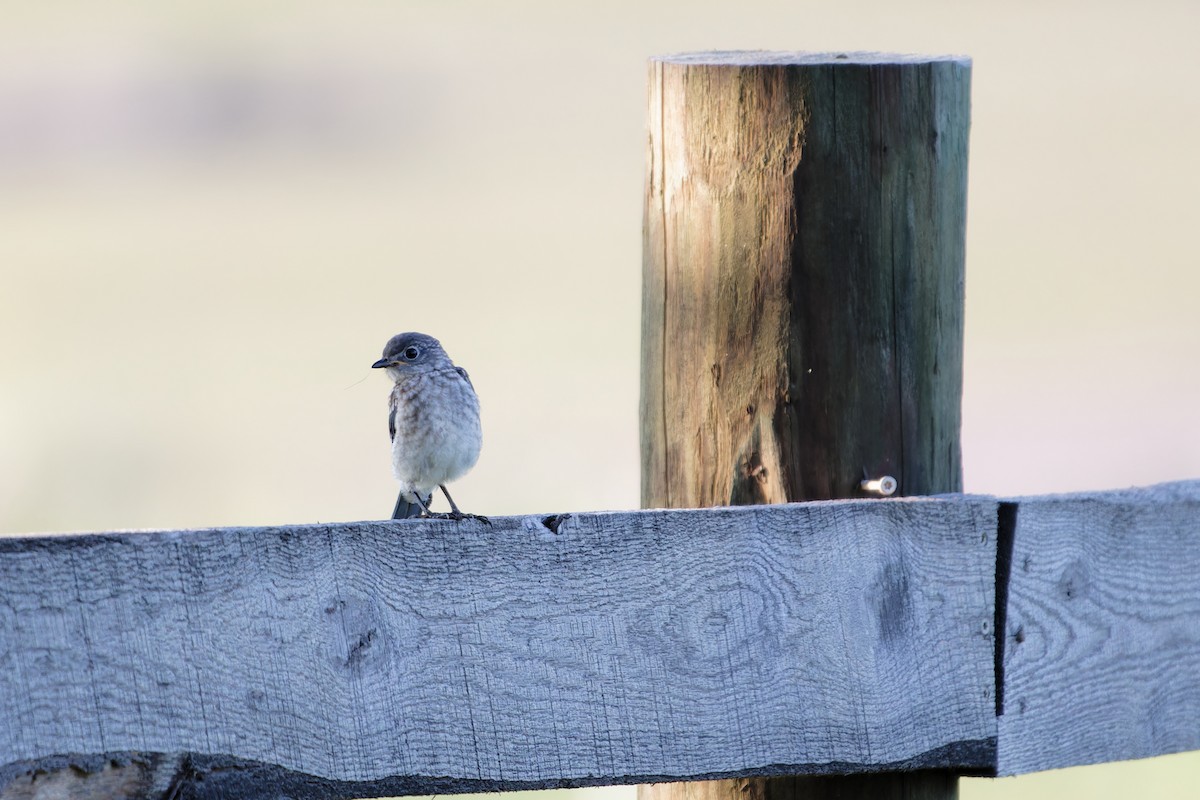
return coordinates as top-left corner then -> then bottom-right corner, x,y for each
640,50 -> 971,799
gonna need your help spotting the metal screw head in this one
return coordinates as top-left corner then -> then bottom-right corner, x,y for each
860,475 -> 898,496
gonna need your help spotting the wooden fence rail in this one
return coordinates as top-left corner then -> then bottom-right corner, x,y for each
1,480 -> 1197,799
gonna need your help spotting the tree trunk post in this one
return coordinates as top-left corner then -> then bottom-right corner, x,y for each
640,50 -> 971,799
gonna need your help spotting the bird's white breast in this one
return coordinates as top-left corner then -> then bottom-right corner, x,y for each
390,369 -> 481,495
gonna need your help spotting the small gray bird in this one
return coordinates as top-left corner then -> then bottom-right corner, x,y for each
371,332 -> 485,522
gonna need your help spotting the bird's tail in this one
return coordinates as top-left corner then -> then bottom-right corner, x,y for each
391,490 -> 431,520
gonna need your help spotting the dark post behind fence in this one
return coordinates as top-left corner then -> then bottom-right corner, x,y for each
640,50 -> 972,800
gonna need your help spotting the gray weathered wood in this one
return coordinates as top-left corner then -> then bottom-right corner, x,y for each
0,500 -> 997,799
641,51 -> 971,508
641,49 -> 971,800
997,480 -> 1200,775
4,482 -> 1200,796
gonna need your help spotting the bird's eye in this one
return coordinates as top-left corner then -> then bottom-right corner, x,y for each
403,346 -> 419,360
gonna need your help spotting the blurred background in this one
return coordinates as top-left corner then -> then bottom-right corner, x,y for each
0,0 -> 1196,797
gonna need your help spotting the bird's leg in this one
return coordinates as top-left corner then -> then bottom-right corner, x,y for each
411,492 -> 436,518
440,485 -> 490,525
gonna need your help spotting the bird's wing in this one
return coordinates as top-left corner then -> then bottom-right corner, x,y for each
388,388 -> 398,442
454,365 -> 474,389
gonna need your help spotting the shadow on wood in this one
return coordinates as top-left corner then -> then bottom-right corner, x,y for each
640,49 -> 972,800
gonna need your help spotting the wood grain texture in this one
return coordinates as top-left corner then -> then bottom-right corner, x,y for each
641,50 -> 972,800
641,51 -> 971,508
0,499 -> 998,799
997,481 -> 1200,775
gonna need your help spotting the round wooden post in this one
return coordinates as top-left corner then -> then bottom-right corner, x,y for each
640,51 -> 971,799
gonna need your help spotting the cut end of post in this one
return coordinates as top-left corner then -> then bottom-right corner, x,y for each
652,51 -> 972,67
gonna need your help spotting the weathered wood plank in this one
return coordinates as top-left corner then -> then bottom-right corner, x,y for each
0,498 -> 998,799
997,480 -> 1200,775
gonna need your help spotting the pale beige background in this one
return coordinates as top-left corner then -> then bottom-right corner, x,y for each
0,1 -> 1197,797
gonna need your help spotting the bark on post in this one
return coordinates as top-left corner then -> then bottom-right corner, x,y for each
640,50 -> 971,799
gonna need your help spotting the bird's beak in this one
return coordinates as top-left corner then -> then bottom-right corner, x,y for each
371,358 -> 393,369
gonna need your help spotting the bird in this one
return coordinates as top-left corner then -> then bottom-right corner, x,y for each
371,332 -> 486,522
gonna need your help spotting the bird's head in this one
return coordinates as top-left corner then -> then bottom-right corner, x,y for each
372,332 -> 451,381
